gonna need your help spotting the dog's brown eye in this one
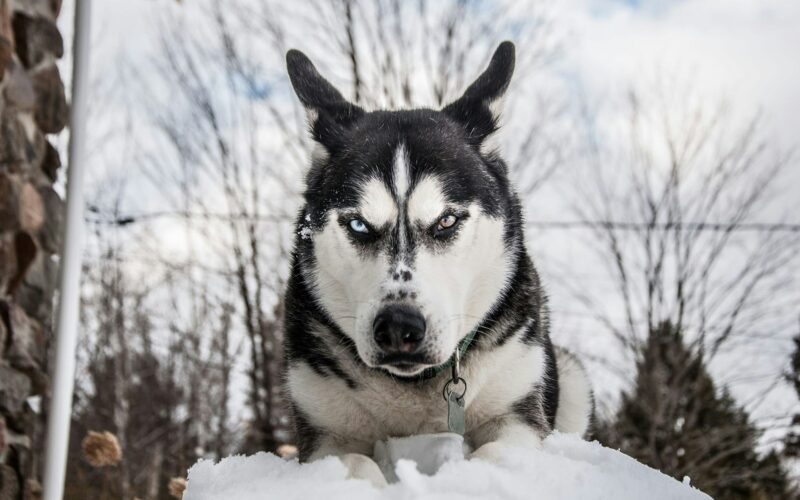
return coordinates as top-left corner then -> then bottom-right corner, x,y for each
437,215 -> 458,231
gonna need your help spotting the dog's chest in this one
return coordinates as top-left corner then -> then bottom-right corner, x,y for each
289,363 -> 450,442
354,378 -> 450,436
288,339 -> 546,444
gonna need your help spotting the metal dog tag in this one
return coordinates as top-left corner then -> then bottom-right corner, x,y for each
447,391 -> 466,435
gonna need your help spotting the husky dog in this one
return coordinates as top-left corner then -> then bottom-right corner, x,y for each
283,41 -> 592,486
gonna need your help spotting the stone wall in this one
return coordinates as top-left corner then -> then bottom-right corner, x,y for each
0,0 -> 66,497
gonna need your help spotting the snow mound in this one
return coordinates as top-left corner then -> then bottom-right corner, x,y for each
184,433 -> 709,500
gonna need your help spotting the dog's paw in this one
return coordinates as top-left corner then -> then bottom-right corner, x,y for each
340,453 -> 388,488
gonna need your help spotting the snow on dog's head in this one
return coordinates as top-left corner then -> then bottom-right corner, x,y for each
287,43 -> 519,377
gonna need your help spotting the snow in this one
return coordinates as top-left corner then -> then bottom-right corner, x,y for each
374,433 -> 470,482
298,226 -> 313,240
184,433 -> 710,500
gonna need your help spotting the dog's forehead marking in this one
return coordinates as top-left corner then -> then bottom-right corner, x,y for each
393,143 -> 410,202
392,143 -> 411,257
407,175 -> 447,224
359,177 -> 396,227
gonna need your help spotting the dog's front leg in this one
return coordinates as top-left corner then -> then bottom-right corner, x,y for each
308,436 -> 388,488
468,418 -> 545,464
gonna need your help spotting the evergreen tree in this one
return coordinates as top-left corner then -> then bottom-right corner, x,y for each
598,322 -> 790,499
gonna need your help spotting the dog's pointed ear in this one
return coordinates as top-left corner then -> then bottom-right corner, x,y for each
442,41 -> 515,147
286,49 -> 364,151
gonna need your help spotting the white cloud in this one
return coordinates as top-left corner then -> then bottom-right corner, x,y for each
556,0 -> 800,151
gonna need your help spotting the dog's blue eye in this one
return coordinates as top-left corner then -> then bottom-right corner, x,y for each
349,219 -> 369,234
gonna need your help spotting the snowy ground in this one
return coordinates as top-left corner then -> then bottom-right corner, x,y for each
184,433 -> 710,500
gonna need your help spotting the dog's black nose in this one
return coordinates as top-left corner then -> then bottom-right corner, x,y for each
373,304 -> 426,354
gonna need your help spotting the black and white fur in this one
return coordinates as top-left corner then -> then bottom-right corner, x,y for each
283,42 -> 592,486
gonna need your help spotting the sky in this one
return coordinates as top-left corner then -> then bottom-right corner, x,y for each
59,0 -> 800,152
57,0 -> 800,214
558,0 -> 800,152
55,0 -> 800,447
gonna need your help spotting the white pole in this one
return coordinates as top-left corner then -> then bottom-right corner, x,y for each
42,1 -> 92,499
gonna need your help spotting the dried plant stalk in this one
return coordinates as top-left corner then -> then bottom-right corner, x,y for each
81,431 -> 122,467
168,477 -> 187,499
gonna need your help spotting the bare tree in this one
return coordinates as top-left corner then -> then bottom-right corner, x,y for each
556,75 -> 800,460
71,189 -> 242,499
